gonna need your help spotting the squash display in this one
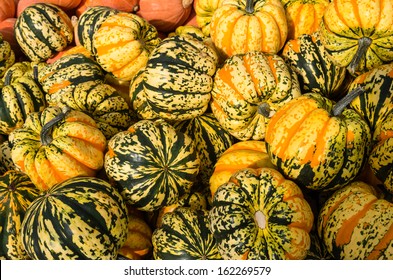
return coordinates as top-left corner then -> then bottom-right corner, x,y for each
265,88 -> 371,191
129,35 -> 219,122
319,0 -> 393,75
8,106 -> 107,191
104,119 -> 200,211
153,207 -> 222,260
20,176 -> 128,260
0,170 -> 41,260
318,181 -> 393,259
210,51 -> 301,141
209,167 -> 314,260
210,0 -> 288,58
14,3 -> 74,62
281,31 -> 348,101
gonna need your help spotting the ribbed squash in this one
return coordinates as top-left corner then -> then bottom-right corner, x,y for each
210,0 -> 287,58
318,181 -> 393,259
209,167 -> 314,259
193,0 -> 225,36
319,0 -> 393,75
129,35 -> 219,122
37,53 -> 105,96
14,3 -> 74,62
75,6 -> 119,56
104,119 -> 200,211
8,106 -> 107,191
152,207 -> 222,260
0,140 -> 16,174
368,111 -> 393,194
210,51 -> 301,141
0,33 -> 15,78
281,31 -> 348,101
2,61 -> 46,83
92,12 -> 161,83
45,80 -> 135,139
0,170 -> 41,260
348,62 -> 393,133
20,176 -> 128,260
209,140 -> 276,197
265,88 -> 371,191
0,75 -> 46,135
283,0 -> 329,40
172,112 -> 234,187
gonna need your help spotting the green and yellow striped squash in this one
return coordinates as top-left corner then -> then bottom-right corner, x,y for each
172,112 -> 234,187
37,53 -> 105,96
210,51 -> 301,141
14,3 -> 74,62
20,176 -> 128,260
76,6 -> 119,56
209,167 -> 314,260
0,75 -> 46,135
210,0 -> 288,58
0,34 -> 15,78
348,63 -> 393,134
2,61 -> 46,83
0,140 -> 16,174
318,181 -> 393,259
92,12 -> 161,83
368,111 -> 393,194
152,207 -> 222,260
129,35 -> 219,122
281,31 -> 348,101
0,170 -> 41,260
104,119 -> 200,212
45,80 -> 135,139
8,106 -> 107,191
319,0 -> 393,75
265,90 -> 371,191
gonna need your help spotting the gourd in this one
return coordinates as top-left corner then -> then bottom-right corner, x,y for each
210,0 -> 288,58
16,0 -> 83,16
0,33 -> 15,78
209,167 -> 314,259
104,119 -> 200,211
75,0 -> 140,17
20,176 -> 128,260
8,106 -> 107,191
318,181 -> 393,259
14,3 -> 74,62
152,207 -> 222,260
265,88 -> 371,191
210,51 -> 301,141
0,170 -> 40,259
193,0 -> 225,36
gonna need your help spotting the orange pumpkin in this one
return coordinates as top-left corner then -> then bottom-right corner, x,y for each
210,0 -> 287,58
0,18 -> 22,58
75,0 -> 140,17
136,0 -> 194,33
0,0 -> 16,22
16,0 -> 82,16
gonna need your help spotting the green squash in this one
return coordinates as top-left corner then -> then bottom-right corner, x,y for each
152,207 -> 222,260
20,176 -> 128,260
0,170 -> 41,259
104,119 -> 200,211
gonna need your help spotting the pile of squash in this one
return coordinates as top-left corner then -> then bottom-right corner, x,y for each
1,0 -> 393,260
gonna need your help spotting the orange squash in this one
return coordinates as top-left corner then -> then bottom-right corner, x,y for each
75,0 -> 140,17
16,0 -> 82,16
136,0 -> 194,33
0,0 -> 16,22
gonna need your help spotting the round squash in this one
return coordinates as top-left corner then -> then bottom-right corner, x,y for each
14,3 -> 74,62
265,88 -> 371,191
210,51 -> 301,141
209,167 -> 314,259
152,207 -> 222,260
0,170 -> 41,260
210,0 -> 288,58
129,35 -> 219,122
104,119 -> 200,211
20,176 -> 128,260
318,181 -> 393,259
8,106 -> 107,191
319,0 -> 393,75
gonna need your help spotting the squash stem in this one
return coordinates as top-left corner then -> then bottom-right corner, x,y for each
347,37 -> 372,75
332,86 -> 364,116
40,107 -> 71,146
258,102 -> 275,118
245,0 -> 255,13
